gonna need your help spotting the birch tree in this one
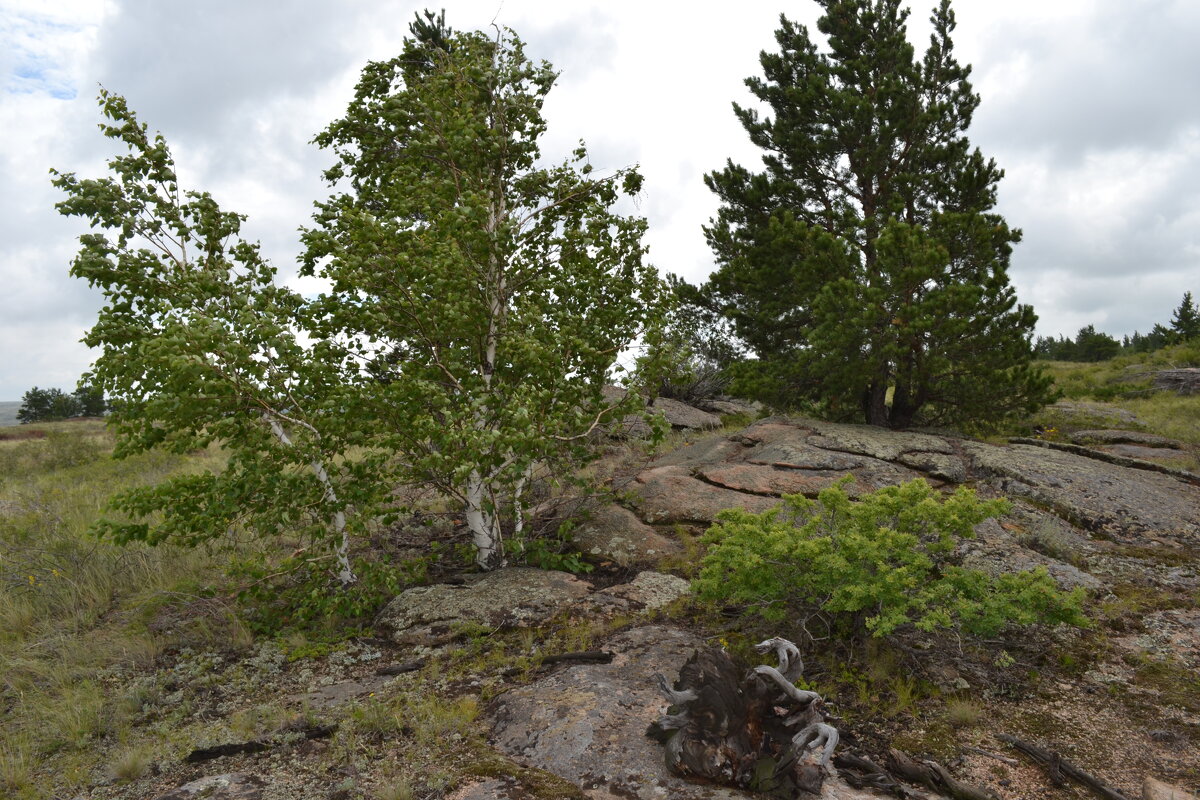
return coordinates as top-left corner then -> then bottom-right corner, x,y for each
303,24 -> 664,569
59,18 -> 664,578
54,90 -> 382,584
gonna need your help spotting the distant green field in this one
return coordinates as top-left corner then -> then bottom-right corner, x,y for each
0,401 -> 20,427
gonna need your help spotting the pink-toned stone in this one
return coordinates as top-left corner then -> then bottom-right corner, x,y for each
631,466 -> 778,524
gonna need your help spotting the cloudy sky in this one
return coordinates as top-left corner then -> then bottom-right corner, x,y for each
1,0 -> 1199,400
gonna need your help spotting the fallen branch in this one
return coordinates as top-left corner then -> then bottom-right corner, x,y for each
964,746 -> 1019,766
540,650 -> 614,666
375,659 -> 427,676
184,740 -> 269,762
835,753 -> 930,798
888,749 -> 1000,800
184,723 -> 337,763
997,734 -> 1131,800
501,650 -> 614,677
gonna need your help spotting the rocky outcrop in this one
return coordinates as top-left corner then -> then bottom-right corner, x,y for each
602,386 -> 722,437
1153,368 -> 1200,395
1070,429 -> 1183,449
651,397 -> 723,430
377,568 -> 592,645
617,415 -> 1200,593
631,465 -> 780,523
572,504 -> 682,565
964,440 -> 1200,545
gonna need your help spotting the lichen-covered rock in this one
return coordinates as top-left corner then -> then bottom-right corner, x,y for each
964,442 -> 1200,545
572,505 -> 682,566
488,625 -> 890,800
897,450 -> 968,483
154,773 -> 265,800
377,568 -> 592,645
698,461 -> 925,498
652,436 -> 752,470
743,428 -> 867,471
805,419 -> 955,461
602,387 -> 722,437
590,571 -> 689,611
1103,443 -> 1188,461
959,518 -> 1103,591
651,397 -> 722,430
694,398 -> 761,417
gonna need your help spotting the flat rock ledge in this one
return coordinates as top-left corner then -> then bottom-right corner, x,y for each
625,416 -> 1200,556
488,625 -> 895,800
377,569 -> 691,645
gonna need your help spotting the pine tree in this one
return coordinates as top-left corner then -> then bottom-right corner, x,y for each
1170,291 -> 1199,341
699,0 -> 1052,429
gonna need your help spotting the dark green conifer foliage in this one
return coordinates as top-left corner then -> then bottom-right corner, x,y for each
1170,290 -> 1199,341
701,0 -> 1053,429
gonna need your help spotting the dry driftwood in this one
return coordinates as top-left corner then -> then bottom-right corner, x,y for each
997,733 -> 1131,800
835,753 -> 931,798
375,658 -> 427,676
888,749 -> 1000,800
184,723 -> 336,763
647,637 -> 838,797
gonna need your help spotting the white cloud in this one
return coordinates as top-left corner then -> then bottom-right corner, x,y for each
1,1 -> 1198,398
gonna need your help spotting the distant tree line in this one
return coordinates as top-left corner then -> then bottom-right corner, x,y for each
17,384 -> 107,423
1033,291 -> 1199,361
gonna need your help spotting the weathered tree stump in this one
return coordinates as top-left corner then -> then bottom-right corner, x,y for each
647,637 -> 838,797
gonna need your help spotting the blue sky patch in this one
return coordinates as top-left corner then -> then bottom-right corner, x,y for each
1,11 -> 82,100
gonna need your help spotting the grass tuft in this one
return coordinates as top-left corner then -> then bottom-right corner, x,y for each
110,746 -> 152,782
945,698 -> 983,728
375,779 -> 415,800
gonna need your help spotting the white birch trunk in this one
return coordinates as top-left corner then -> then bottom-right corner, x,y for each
264,414 -> 356,585
465,468 -> 505,570
462,161 -> 511,571
512,461 -> 532,540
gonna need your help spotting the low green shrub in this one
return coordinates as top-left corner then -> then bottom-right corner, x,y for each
693,479 -> 1087,637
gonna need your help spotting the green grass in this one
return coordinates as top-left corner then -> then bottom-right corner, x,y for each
1016,341 -> 1200,457
1038,339 -> 1200,402
0,420 -> 239,796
